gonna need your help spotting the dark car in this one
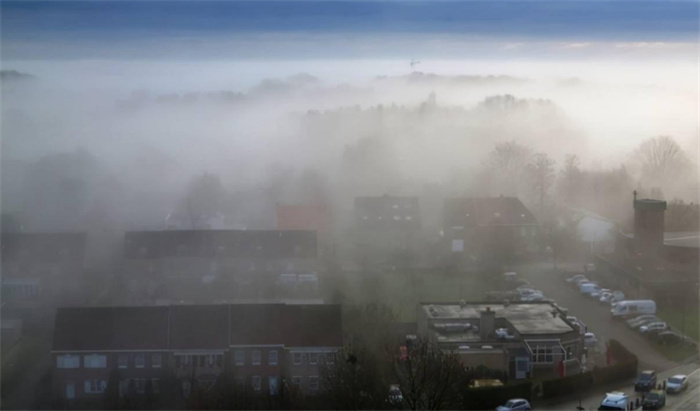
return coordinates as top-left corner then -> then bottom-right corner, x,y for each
642,390 -> 666,410
635,370 -> 657,392
654,331 -> 684,345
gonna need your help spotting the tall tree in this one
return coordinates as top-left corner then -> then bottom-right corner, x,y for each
481,141 -> 533,197
558,154 -> 582,205
634,136 -> 689,186
526,152 -> 556,217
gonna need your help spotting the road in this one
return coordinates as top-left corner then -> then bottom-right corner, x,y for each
518,262 -> 678,372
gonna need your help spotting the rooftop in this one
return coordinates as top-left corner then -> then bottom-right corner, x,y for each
421,302 -> 573,335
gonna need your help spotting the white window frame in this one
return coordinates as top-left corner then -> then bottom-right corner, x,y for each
84,354 -> 107,369
57,354 -> 80,369
251,375 -> 261,391
268,350 -> 278,365
84,379 -> 106,394
309,353 -> 318,365
135,353 -> 145,368
252,350 -> 261,365
309,376 -> 319,390
235,350 -> 245,366
293,352 -> 303,365
326,352 -> 335,365
151,353 -> 162,368
118,354 -> 128,369
531,345 -> 554,364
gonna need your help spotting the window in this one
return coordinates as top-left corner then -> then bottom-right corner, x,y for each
135,378 -> 146,394
84,379 -> 107,394
199,356 -> 205,367
151,354 -> 162,368
119,380 -> 129,397
84,354 -> 107,369
65,381 -> 75,400
293,352 -> 303,365
268,350 -> 278,365
269,377 -> 279,395
309,376 -> 319,390
57,355 -> 80,369
182,381 -> 192,398
291,376 -> 302,386
151,378 -> 160,394
235,350 -> 245,366
251,375 -> 261,391
216,355 -> 222,367
532,346 -> 554,364
135,354 -> 145,368
326,353 -> 335,365
309,353 -> 318,365
207,355 -> 214,367
252,350 -> 261,365
118,354 -> 128,369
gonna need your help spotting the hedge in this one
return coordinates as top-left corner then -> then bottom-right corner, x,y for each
542,371 -> 594,399
463,381 -> 532,411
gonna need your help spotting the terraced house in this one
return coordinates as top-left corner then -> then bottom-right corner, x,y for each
51,304 -> 343,407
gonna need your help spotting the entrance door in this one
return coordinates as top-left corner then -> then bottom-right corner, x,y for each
515,357 -> 529,379
66,381 -> 75,399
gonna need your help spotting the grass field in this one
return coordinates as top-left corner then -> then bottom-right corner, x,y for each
656,306 -> 699,341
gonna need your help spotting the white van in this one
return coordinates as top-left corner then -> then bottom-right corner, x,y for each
610,300 -> 656,318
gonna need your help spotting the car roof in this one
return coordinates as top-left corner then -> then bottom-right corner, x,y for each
641,370 -> 655,374
671,374 -> 687,379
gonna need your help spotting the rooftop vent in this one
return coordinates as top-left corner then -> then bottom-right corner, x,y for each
459,299 -> 466,307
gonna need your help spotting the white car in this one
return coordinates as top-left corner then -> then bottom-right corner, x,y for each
591,288 -> 610,298
627,315 -> 659,328
574,277 -> 590,287
567,274 -> 586,283
640,322 -> 668,334
599,292 -> 612,303
497,398 -> 531,411
521,292 -> 545,302
666,375 -> 688,393
584,332 -> 597,346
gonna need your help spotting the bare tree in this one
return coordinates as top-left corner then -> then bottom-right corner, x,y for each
635,136 -> 689,184
481,141 -> 533,197
526,152 -> 556,216
558,154 -> 582,204
391,338 -> 466,410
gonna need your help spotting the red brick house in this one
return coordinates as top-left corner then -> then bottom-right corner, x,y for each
51,303 -> 342,406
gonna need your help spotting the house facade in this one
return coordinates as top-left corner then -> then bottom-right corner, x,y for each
443,197 -> 539,266
51,303 -> 343,407
354,195 -> 422,268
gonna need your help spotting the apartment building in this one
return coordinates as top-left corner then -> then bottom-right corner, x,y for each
51,303 -> 343,406
122,230 -> 319,302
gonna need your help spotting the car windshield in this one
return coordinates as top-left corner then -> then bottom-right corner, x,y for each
640,374 -> 653,380
504,400 -> 516,407
669,377 -> 684,384
646,393 -> 660,400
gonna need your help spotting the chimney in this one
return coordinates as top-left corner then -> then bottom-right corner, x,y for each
480,307 -> 496,340
633,193 -> 666,261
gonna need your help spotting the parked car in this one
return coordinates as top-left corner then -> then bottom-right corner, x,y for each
610,291 -> 625,303
599,292 -> 612,303
567,274 -> 587,283
630,318 -> 661,331
591,288 -> 611,299
598,392 -> 629,411
584,332 -> 598,346
388,384 -> 403,405
521,292 -> 545,302
666,375 -> 688,393
574,277 -> 591,287
639,322 -> 668,335
580,283 -> 601,296
627,315 -> 659,328
654,331 -> 686,346
496,398 -> 531,411
642,389 -> 666,410
635,370 -> 657,392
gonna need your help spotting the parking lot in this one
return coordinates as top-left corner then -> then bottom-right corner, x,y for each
515,262 -> 678,372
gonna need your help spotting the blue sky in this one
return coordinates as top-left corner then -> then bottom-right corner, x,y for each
2,1 -> 698,60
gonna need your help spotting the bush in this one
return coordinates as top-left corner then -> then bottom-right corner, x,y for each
542,371 -> 593,399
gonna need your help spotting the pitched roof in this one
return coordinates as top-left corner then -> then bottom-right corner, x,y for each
169,305 -> 230,350
355,195 -> 420,228
52,304 -> 343,351
1,232 -> 86,264
52,306 -> 169,351
124,230 -> 317,259
444,197 -> 537,228
229,304 -> 343,347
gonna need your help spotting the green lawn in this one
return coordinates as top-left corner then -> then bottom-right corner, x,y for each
656,306 -> 699,341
